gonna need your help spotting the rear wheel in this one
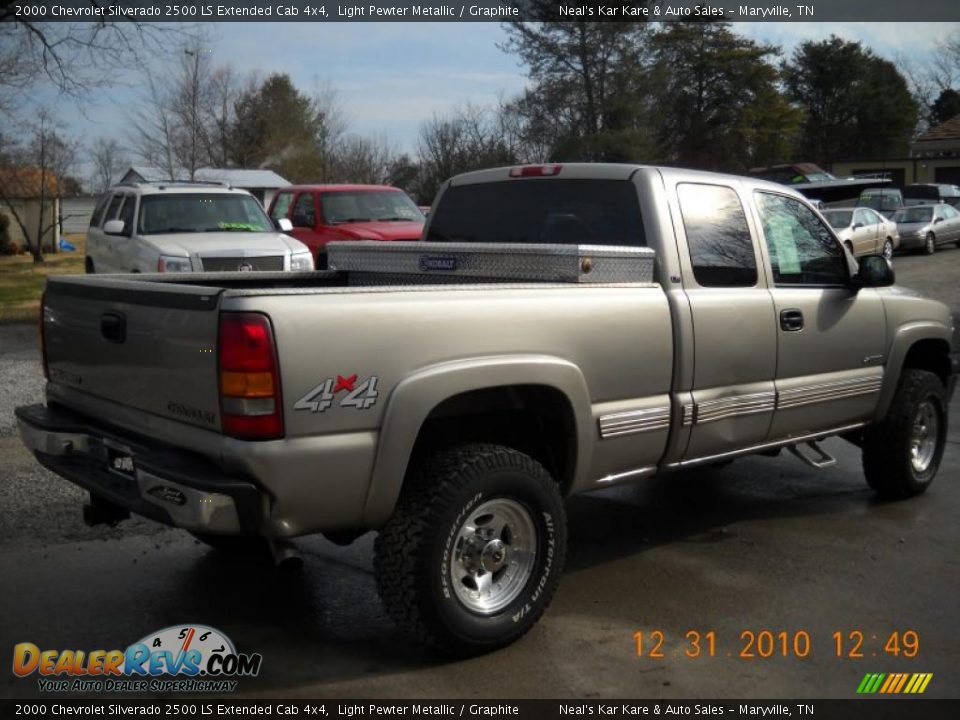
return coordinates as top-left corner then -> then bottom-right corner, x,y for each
375,443 -> 566,656
924,232 -> 936,254
862,369 -> 947,498
882,238 -> 894,260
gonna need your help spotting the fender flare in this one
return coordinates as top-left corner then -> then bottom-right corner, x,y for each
361,354 -> 594,527
876,321 -> 953,419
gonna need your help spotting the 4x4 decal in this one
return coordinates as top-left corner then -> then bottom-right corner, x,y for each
294,374 -> 379,412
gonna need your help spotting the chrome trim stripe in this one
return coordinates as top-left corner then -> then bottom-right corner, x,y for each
666,421 -> 868,469
777,377 -> 882,410
596,466 -> 657,485
696,392 -> 777,424
598,407 -> 670,439
682,404 -> 696,427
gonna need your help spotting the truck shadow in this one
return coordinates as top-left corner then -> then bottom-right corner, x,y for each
152,439 -> 949,694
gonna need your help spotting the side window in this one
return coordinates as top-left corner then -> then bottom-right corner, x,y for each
270,192 -> 294,221
291,193 -> 316,228
755,192 -> 848,286
89,193 -> 111,228
104,193 -> 124,222
117,194 -> 136,234
677,183 -> 757,287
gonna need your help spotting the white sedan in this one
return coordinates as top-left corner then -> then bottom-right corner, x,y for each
821,206 -> 899,259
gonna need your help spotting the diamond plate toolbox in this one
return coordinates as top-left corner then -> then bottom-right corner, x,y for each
327,241 -> 656,284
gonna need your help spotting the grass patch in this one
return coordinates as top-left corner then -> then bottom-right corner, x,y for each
0,234 -> 86,323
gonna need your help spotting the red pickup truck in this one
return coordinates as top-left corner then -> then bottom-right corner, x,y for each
268,184 -> 424,268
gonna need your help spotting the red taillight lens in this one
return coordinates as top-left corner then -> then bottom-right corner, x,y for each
509,164 -> 563,178
218,312 -> 283,440
39,290 -> 49,380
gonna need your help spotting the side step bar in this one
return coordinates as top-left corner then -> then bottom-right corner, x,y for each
788,441 -> 837,469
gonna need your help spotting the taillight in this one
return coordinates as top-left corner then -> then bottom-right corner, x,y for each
218,312 -> 284,440
509,164 -> 563,178
39,290 -> 49,380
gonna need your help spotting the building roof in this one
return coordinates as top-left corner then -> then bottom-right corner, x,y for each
914,114 -> 960,144
121,166 -> 289,188
0,167 -> 60,198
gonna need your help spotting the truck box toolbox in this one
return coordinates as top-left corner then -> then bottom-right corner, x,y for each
328,241 -> 656,284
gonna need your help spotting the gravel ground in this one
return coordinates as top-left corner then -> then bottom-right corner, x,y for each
0,323 -> 172,546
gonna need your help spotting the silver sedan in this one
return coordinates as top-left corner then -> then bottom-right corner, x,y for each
891,204 -> 960,254
821,206 -> 899,259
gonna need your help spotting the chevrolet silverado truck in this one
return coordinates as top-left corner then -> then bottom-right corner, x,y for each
17,164 -> 959,656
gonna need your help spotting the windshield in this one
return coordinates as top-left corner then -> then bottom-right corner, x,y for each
904,186 -> 939,200
426,179 -> 645,246
858,193 -> 899,212
821,210 -> 853,229
892,207 -> 934,223
138,193 -> 273,234
320,190 -> 423,224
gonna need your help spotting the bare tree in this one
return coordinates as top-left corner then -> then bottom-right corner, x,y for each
0,12 -> 193,121
330,133 -> 398,184
89,137 -> 126,193
204,65 -> 239,167
0,110 -> 78,264
128,72 -> 180,179
312,80 -> 349,181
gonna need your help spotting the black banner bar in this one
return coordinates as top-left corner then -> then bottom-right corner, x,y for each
1,700 -> 959,720
5,0 -> 960,23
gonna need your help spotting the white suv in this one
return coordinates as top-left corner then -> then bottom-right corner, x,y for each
85,182 -> 314,274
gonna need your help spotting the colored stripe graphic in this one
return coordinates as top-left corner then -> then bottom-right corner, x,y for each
857,673 -> 932,694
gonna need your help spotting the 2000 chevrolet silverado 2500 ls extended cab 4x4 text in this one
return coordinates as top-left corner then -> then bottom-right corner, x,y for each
17,164 -> 959,655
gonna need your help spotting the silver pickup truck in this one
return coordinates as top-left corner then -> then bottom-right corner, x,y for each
16,164 -> 959,656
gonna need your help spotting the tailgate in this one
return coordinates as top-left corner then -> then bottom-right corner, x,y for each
43,276 -> 224,432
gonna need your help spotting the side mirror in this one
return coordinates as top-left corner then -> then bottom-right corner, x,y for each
853,255 -> 895,288
852,222 -> 863,230
103,219 -> 126,235
276,217 -> 293,232
934,217 -> 943,224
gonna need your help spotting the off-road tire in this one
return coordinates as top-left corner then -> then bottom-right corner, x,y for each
375,443 -> 566,656
924,232 -> 936,255
862,369 -> 947,498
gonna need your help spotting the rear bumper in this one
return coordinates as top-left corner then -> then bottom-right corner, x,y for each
15,403 -> 264,535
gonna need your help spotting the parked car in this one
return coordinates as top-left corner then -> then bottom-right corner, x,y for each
891,203 -> 960,254
85,182 -> 314,274
268,184 -> 424,268
19,163 -> 958,656
856,188 -> 904,218
902,183 -> 960,207
821,206 -> 899,259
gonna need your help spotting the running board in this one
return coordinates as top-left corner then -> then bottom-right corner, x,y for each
788,441 -> 837,469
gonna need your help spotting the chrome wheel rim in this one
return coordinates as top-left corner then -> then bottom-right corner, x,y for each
910,400 -> 939,474
883,240 -> 893,260
448,498 -> 537,615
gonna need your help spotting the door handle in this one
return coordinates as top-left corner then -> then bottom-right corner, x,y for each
780,309 -> 804,332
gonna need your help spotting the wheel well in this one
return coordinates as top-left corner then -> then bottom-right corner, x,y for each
409,385 -> 577,493
902,339 -> 951,386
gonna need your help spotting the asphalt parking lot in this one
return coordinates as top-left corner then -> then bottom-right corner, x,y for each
1,251 -> 959,700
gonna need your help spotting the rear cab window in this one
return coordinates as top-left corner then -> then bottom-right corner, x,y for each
677,183 -> 757,288
426,179 -> 645,247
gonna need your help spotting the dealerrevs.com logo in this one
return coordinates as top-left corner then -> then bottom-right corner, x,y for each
13,624 -> 262,693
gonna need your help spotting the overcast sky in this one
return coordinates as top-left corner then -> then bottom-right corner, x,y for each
36,21 -> 958,178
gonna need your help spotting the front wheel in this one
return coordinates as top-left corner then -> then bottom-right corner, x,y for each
882,238 -> 894,260
862,369 -> 947,498
375,443 -> 567,656
924,232 -> 936,255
